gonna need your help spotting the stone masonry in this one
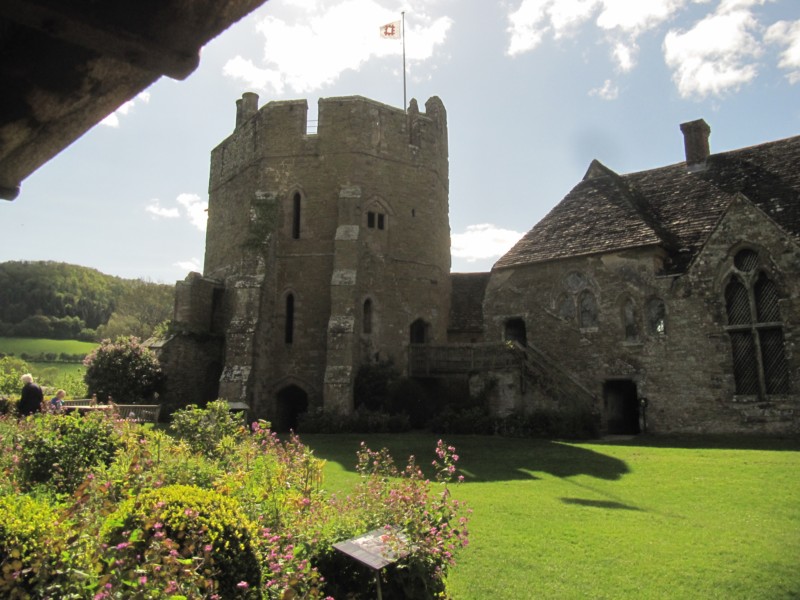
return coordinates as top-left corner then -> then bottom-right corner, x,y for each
157,95 -> 800,435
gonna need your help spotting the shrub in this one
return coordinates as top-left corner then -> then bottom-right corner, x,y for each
100,484 -> 262,598
312,440 -> 469,600
0,495 -> 90,598
0,356 -> 30,398
354,359 -> 401,412
84,336 -> 164,404
15,411 -> 122,495
169,399 -> 246,459
496,408 -> 600,439
298,406 -> 410,434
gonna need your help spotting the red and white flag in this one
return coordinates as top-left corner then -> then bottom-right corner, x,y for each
379,21 -> 401,39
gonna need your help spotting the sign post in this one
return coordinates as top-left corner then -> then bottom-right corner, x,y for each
333,527 -> 409,600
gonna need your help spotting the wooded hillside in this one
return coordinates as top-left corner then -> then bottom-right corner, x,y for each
0,261 -> 174,341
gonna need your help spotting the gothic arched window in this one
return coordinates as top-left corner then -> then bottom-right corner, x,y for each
622,297 -> 639,341
646,298 -> 666,336
578,290 -> 598,329
724,250 -> 789,396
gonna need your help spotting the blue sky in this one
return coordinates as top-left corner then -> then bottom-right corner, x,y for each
2,0 -> 799,283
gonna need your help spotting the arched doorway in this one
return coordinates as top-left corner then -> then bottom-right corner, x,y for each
603,380 -> 640,434
410,318 -> 428,344
275,385 -> 308,432
504,318 -> 527,346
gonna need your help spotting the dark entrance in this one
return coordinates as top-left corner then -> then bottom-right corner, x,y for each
275,385 -> 308,432
410,318 -> 428,344
504,318 -> 527,346
603,380 -> 640,434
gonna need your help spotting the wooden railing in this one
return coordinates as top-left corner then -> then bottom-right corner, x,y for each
408,343 -> 520,376
61,400 -> 161,423
408,341 -> 597,410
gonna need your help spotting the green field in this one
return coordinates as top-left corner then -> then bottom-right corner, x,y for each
0,337 -> 97,357
302,433 -> 800,600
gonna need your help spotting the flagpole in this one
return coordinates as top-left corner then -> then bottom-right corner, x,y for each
402,11 -> 407,111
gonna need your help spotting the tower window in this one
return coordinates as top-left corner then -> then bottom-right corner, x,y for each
292,193 -> 301,239
363,299 -> 373,334
367,211 -> 386,230
285,294 -> 295,344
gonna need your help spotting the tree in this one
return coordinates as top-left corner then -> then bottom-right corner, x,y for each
83,336 -> 164,404
96,279 -> 174,341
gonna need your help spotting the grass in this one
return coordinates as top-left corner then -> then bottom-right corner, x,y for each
301,433 -> 800,600
0,337 -> 97,357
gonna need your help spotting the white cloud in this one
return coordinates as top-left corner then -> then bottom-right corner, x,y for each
176,193 -> 208,232
589,79 -> 619,99
612,41 -> 636,71
100,91 -> 151,128
451,224 -> 524,263
663,3 -> 763,99
507,0 -> 686,62
144,193 -> 208,231
596,0 -> 685,35
765,19 -> 800,84
223,1 -> 451,94
145,200 -> 180,219
174,258 -> 203,273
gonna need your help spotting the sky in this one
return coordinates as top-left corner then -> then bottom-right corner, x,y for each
2,0 -> 799,283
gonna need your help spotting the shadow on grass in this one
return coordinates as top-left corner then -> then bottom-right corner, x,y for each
560,497 -> 643,511
301,433 -> 629,483
591,433 -> 800,452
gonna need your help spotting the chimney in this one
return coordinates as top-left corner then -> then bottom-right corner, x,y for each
680,119 -> 711,171
235,92 -> 259,129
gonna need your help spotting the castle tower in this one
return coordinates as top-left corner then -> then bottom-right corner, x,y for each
192,93 -> 450,427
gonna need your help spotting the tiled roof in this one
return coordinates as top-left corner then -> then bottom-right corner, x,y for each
494,133 -> 800,274
448,272 -> 491,332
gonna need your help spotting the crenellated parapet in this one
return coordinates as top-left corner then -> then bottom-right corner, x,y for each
210,94 -> 448,190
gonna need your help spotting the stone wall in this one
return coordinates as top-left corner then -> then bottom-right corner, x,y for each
483,196 -> 800,434
177,94 -> 451,424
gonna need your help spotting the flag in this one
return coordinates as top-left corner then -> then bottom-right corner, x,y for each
380,21 -> 401,39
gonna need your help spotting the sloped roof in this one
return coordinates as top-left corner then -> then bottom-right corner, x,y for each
448,272 -> 491,332
495,133 -> 800,274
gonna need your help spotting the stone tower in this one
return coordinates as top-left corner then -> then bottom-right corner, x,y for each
168,93 -> 450,429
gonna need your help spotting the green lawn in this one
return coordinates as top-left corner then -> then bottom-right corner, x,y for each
302,433 -> 800,600
0,337 -> 97,357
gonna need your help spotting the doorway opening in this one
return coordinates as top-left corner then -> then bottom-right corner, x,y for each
275,385 -> 308,432
504,318 -> 527,346
603,379 -> 640,434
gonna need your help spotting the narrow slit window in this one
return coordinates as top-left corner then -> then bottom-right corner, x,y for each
363,299 -> 373,334
292,193 -> 301,239
367,211 -> 375,228
377,214 -> 385,230
285,294 -> 295,344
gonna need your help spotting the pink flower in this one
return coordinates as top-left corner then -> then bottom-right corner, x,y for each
237,581 -> 250,589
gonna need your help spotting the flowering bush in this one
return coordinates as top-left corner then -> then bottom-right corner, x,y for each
100,485 -> 262,599
169,399 -> 246,459
0,494 -> 91,598
307,440 -> 469,600
84,336 -> 164,404
0,402 -> 470,599
14,410 -> 122,495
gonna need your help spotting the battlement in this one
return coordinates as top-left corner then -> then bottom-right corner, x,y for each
210,93 -> 448,188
